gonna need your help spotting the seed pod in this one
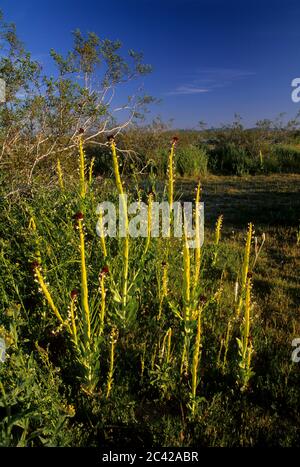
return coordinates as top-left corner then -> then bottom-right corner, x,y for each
70,289 -> 79,300
100,265 -> 109,277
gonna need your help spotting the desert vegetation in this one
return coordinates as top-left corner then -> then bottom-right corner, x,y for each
0,11 -> 299,447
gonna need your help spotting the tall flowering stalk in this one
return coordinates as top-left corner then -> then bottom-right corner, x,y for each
181,220 -> 192,376
110,135 -> 124,195
99,266 -> 108,335
32,262 -> 64,326
109,136 -> 129,314
183,223 -> 191,320
237,223 -> 253,317
98,209 -> 107,258
106,327 -> 118,398
29,217 -> 41,264
56,159 -> 64,190
70,289 -> 78,345
213,215 -> 223,265
74,212 -> 91,340
193,181 -> 202,291
167,136 -> 178,232
144,192 -> 153,255
237,277 -> 254,390
88,157 -> 95,184
215,215 -> 223,245
259,150 -> 264,169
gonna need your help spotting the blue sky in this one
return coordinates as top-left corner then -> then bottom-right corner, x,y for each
2,0 -> 300,128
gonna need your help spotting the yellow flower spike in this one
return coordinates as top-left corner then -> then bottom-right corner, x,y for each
98,209 -> 107,258
106,327 -> 118,399
34,267 -> 64,325
167,136 -> 178,234
168,145 -> 175,210
242,223 -> 253,289
238,277 -> 254,390
237,222 -> 253,317
215,214 -> 223,246
29,217 -> 41,263
56,158 -> 64,190
70,290 -> 78,346
88,157 -> 95,184
110,138 -> 124,196
99,267 -> 108,335
181,216 -> 192,378
28,217 -> 37,231
144,192 -> 153,255
75,213 -> 91,340
259,150 -> 264,168
194,181 -> 202,289
183,220 -> 191,319
109,136 -> 129,312
243,277 -> 252,360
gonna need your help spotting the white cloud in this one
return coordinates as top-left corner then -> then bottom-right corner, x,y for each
166,67 -> 255,96
165,85 -> 209,96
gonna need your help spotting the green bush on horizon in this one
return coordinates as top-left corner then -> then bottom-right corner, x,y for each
175,144 -> 208,177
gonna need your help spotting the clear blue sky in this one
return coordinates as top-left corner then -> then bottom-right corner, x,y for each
2,0 -> 300,128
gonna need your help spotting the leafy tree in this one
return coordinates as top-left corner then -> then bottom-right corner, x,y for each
0,11 -> 154,191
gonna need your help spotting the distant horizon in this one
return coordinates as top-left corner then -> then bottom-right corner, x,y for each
2,0 -> 300,128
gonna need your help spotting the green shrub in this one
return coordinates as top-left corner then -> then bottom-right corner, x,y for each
0,305 -> 76,446
209,143 -> 257,176
265,145 -> 300,173
149,144 -> 208,178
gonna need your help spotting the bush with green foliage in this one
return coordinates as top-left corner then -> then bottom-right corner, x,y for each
175,144 -> 208,177
208,142 -> 257,175
265,145 -> 300,173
